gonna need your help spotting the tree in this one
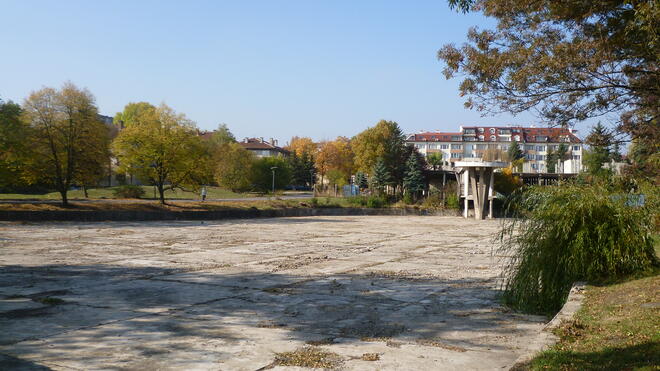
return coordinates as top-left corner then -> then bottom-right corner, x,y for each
507,141 -> 524,172
214,142 -> 254,192
211,123 -> 236,144
545,147 -> 557,174
287,151 -> 316,188
315,137 -> 353,189
583,123 -> 615,177
286,136 -> 317,157
0,99 -> 27,190
556,143 -> 570,174
113,102 -> 157,127
427,152 -> 443,170
21,83 -> 110,206
403,152 -> 426,201
352,120 -> 407,187
439,0 -> 659,181
370,158 -> 392,195
112,103 -> 209,204
251,157 -> 291,193
355,171 -> 368,190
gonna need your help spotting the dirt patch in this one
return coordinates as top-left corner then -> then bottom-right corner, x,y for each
272,346 -> 343,369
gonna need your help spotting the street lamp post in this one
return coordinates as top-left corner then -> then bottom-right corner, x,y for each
271,166 -> 278,195
310,169 -> 315,197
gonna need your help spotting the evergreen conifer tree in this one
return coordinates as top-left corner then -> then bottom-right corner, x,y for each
403,153 -> 425,200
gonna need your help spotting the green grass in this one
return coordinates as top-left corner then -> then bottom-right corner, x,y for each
521,272 -> 659,370
0,186 -> 251,200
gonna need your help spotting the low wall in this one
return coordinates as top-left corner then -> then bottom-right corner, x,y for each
0,207 -> 462,222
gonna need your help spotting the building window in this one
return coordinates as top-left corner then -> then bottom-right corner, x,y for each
415,143 -> 425,149
490,135 -> 497,141
451,144 -> 462,149
525,145 -> 534,151
532,163 -> 537,169
573,145 -> 580,151
440,144 -> 449,149
451,153 -> 462,159
573,155 -> 581,160
478,135 -> 484,141
478,127 -> 484,133
451,136 -> 461,141
514,135 -> 520,141
536,145 -> 545,152
536,135 -> 547,141
525,154 -> 534,160
489,128 -> 495,134
536,155 -> 545,161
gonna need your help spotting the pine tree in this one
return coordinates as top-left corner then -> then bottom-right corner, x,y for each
370,158 -> 391,194
403,153 -> 425,200
545,147 -> 557,173
355,171 -> 368,190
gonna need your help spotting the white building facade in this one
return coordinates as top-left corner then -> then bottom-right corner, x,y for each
406,126 -> 583,174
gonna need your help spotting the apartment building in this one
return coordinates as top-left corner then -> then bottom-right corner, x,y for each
406,126 -> 583,174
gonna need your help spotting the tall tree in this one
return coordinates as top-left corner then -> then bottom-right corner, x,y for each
440,0 -> 659,181
112,103 -> 209,204
113,102 -> 156,127
352,120 -> 407,187
370,158 -> 392,195
355,171 -> 368,190
286,136 -> 317,157
584,123 -> 616,178
251,156 -> 291,193
546,147 -> 557,174
403,152 -> 426,200
0,99 -> 27,190
210,123 -> 236,146
556,143 -> 570,174
507,141 -> 524,172
315,137 -> 353,188
214,142 -> 254,192
21,83 -> 110,206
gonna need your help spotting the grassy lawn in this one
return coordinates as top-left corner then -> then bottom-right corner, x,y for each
521,237 -> 660,370
0,186 -> 251,200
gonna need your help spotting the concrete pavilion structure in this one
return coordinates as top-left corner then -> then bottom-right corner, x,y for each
455,160 -> 507,220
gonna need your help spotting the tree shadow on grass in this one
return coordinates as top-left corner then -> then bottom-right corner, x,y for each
516,342 -> 660,371
0,264 -> 544,369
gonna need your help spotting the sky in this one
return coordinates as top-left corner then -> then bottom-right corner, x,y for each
1,0 -> 587,143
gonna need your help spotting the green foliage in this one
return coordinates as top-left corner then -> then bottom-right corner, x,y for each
250,157 -> 291,192
112,185 -> 145,199
112,103 -> 209,203
369,158 -> 392,194
421,189 -> 444,209
210,123 -> 236,145
545,147 -> 557,173
21,83 -> 110,206
352,120 -> 407,186
214,142 -> 254,192
499,184 -> 658,315
494,167 -> 523,196
403,152 -> 425,200
287,151 -> 316,187
366,195 -> 387,208
355,171 -> 368,189
326,169 -> 348,188
113,102 -> 155,127
444,192 -> 460,209
507,141 -> 523,162
0,99 -> 27,190
426,152 -> 443,170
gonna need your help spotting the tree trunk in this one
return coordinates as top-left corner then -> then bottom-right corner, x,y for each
60,189 -> 69,207
157,184 -> 166,204
83,185 -> 89,198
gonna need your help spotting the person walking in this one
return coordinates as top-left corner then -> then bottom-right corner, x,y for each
201,186 -> 207,202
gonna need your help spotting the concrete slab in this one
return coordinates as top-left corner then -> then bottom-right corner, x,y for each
0,216 -> 548,370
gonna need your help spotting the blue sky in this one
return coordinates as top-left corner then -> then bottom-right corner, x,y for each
2,0 -> 572,143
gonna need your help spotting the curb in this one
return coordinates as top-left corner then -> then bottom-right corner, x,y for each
509,282 -> 587,370
0,207 -> 462,222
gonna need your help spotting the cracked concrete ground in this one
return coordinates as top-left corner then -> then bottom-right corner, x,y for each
0,216 -> 548,370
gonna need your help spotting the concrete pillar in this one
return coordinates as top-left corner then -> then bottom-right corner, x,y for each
488,169 -> 495,219
463,170 -> 469,218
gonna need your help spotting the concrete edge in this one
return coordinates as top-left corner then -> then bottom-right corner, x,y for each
508,282 -> 587,370
0,207 -> 462,222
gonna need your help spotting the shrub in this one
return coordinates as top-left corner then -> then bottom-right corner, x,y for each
346,196 -> 368,207
445,193 -> 460,209
113,185 -> 145,199
422,189 -> 444,209
310,197 -> 319,207
499,183 -> 658,315
366,195 -> 387,208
